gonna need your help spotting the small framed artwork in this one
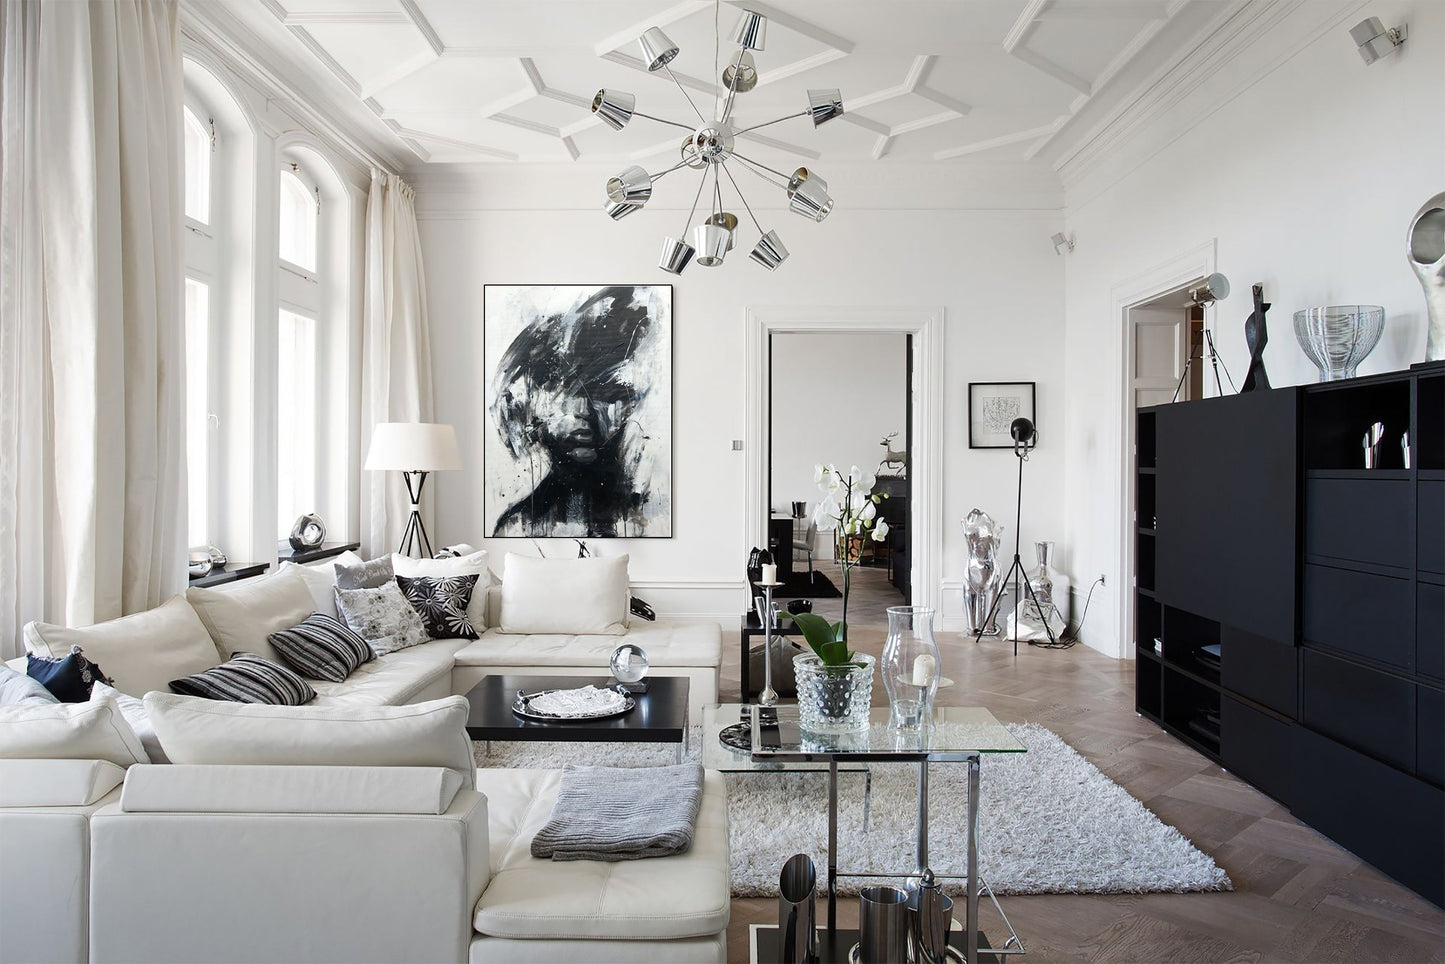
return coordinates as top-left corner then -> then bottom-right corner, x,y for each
968,382 -> 1036,449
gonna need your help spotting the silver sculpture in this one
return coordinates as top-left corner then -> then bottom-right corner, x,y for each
1408,191 -> 1445,362
962,509 -> 1004,636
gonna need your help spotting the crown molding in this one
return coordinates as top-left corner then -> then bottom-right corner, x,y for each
1052,0 -> 1365,197
181,1 -> 415,175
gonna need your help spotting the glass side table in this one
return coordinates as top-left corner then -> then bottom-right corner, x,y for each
751,704 -> 1027,964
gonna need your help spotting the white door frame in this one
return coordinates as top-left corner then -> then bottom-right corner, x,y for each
1111,240 -> 1216,659
744,305 -> 945,618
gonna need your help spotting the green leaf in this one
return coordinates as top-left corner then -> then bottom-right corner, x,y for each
779,612 -> 854,666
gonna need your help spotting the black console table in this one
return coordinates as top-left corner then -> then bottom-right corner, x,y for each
189,562 -> 269,588
1135,364 -> 1443,906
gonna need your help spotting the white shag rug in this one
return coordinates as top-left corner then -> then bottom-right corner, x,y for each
474,722 -> 1231,898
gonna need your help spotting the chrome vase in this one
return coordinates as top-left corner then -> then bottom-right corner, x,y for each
777,854 -> 817,964
882,606 -> 940,731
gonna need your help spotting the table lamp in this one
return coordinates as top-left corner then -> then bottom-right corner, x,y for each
364,422 -> 461,557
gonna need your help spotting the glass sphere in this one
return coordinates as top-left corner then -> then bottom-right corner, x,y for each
610,643 -> 649,684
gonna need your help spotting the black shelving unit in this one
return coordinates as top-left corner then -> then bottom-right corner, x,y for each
1135,366 -> 1444,907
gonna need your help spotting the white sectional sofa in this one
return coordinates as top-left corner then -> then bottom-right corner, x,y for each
2,555 -> 732,964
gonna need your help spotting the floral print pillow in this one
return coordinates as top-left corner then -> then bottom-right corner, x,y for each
395,574 -> 481,640
334,581 -> 430,656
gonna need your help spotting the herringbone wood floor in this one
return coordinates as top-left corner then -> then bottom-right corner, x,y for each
724,564 -> 1445,963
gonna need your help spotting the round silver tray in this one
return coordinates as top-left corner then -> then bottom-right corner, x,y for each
511,689 -> 635,722
847,942 -> 964,964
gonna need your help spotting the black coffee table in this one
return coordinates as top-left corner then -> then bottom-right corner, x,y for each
464,674 -> 691,760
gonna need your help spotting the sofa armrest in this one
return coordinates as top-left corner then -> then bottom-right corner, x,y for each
0,758 -> 126,807
119,764 -> 465,815
90,785 -> 490,963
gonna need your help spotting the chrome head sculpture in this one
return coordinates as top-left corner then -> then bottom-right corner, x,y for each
1407,191 -> 1445,362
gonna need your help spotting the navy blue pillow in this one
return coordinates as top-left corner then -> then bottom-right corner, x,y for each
27,645 -> 111,703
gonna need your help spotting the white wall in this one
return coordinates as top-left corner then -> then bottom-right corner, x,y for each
413,164 -> 1068,623
770,332 -> 907,538
1060,0 -> 1445,657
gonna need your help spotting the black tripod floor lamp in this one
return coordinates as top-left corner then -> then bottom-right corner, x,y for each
974,416 -> 1058,654
364,422 -> 462,558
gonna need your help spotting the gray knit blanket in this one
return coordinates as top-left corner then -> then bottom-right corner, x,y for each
530,763 -> 704,862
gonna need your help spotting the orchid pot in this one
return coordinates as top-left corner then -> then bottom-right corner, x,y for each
793,652 -> 874,735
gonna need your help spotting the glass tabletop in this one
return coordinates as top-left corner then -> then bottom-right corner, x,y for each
702,704 -> 870,773
750,705 -> 1027,762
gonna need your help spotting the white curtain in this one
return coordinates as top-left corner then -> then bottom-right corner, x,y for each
0,1 -> 185,658
360,172 -> 436,558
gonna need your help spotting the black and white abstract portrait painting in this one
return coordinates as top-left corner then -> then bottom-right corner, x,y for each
483,285 -> 672,538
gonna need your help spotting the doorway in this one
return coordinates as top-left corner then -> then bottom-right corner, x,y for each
768,331 -> 912,621
744,305 -> 944,619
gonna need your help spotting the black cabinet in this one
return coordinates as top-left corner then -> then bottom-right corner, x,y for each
1136,366 -> 1445,907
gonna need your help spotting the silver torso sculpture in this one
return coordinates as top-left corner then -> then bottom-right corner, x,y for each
962,508 -> 1005,635
1408,191 -> 1445,362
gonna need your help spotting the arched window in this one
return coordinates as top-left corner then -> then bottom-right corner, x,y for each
278,168 -> 317,272
183,106 -> 210,224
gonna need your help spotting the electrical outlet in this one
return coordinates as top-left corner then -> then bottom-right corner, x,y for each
1099,573 -> 1106,586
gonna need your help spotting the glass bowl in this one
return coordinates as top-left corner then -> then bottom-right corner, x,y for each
1292,305 -> 1385,382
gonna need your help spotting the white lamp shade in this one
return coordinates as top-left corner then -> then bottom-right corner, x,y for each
364,423 -> 462,472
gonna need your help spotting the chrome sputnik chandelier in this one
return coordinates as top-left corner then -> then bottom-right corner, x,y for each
591,8 -> 843,274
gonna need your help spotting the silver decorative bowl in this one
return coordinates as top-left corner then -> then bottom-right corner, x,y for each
1292,305 -> 1385,382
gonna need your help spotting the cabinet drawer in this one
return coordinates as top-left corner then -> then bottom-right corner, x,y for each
1302,649 -> 1416,772
1221,697 -> 1292,803
1421,582 -> 1444,682
1306,477 -> 1412,568
1303,563 -> 1413,671
1221,625 -> 1297,718
1421,684 -> 1444,788
1291,726 -> 1443,906
1421,481 -> 1443,574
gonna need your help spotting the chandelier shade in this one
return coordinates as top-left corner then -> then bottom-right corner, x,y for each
593,7 -> 840,273
592,89 -> 636,130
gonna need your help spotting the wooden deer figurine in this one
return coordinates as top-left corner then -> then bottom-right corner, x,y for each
878,432 -> 907,474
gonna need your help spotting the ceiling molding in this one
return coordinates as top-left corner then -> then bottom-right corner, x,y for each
592,1 -> 711,57
281,12 -> 410,26
398,0 -> 445,57
933,124 -> 1058,160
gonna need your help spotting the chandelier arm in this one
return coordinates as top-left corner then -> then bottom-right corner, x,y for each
649,158 -> 692,182
720,161 -> 765,235
718,50 -> 744,125
662,63 -> 709,126
679,164 -> 708,237
731,152 -> 793,184
630,110 -> 700,132
732,110 -> 810,137
731,154 -> 790,191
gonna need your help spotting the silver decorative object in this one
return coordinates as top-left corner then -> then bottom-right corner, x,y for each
1363,422 -> 1385,469
1026,541 -> 1057,624
908,869 -> 955,964
1407,191 -> 1445,362
1009,540 -> 1067,642
609,642 -> 648,690
777,854 -> 817,964
857,886 -> 910,964
1292,305 -> 1386,382
1403,431 -> 1412,469
962,509 -> 1005,636
288,513 -> 326,551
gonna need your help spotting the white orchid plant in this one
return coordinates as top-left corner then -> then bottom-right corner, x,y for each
780,464 -> 889,667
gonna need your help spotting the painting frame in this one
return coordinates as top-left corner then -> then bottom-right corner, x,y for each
482,284 -> 674,539
968,381 -> 1036,449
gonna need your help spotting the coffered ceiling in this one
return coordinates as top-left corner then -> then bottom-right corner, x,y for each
246,0 -> 1222,166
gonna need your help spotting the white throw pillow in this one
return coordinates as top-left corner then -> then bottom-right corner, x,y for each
144,693 -> 476,789
91,682 -> 168,763
499,553 -> 629,635
392,548 -> 491,631
23,595 -> 220,697
279,550 -> 362,620
0,698 -> 148,767
187,570 -> 318,665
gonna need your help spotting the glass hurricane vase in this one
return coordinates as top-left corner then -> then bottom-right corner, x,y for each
881,606 -> 941,731
793,652 -> 875,735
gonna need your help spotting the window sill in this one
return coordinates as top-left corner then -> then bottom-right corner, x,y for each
190,562 -> 269,588
276,541 -> 361,565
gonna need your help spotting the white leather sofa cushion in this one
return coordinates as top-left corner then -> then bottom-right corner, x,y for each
90,786 -> 488,964
187,569 -> 318,664
22,594 -> 220,696
471,768 -> 730,941
309,637 -> 468,706
499,553 -> 629,635
145,692 -> 477,789
0,758 -> 125,806
469,932 -> 726,964
0,698 -> 147,767
120,764 -> 464,815
279,550 -> 362,620
394,548 -> 491,630
454,621 -> 723,669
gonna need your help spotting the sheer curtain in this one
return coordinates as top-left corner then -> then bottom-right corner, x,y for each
360,172 -> 436,558
0,1 -> 185,658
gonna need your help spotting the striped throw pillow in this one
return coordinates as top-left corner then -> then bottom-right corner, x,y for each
169,653 -> 316,705
268,614 -> 374,682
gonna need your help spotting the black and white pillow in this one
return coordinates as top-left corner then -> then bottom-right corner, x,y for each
396,574 -> 481,640
268,614 -> 374,682
169,652 -> 316,705
27,645 -> 113,702
334,581 -> 431,656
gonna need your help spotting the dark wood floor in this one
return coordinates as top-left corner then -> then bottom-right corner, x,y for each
724,564 -> 1445,963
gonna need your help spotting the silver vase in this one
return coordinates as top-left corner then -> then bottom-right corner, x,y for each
777,854 -> 817,964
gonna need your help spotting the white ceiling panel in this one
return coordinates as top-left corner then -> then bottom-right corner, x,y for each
253,0 -> 1214,166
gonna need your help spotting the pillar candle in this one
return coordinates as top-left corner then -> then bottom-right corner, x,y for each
761,563 -> 778,584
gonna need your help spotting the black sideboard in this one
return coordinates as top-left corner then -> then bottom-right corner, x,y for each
1135,365 -> 1444,906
